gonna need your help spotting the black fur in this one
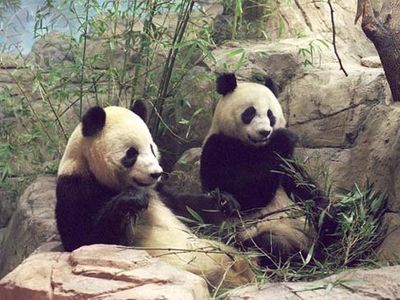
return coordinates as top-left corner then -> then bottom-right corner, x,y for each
56,174 -> 149,251
216,73 -> 237,95
267,109 -> 276,127
200,128 -> 298,211
82,106 -> 106,137
121,147 -> 138,168
158,184 -> 240,224
131,100 -> 147,122
264,76 -> 281,98
241,106 -> 256,125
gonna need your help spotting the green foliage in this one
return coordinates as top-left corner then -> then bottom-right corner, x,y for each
0,0 -> 218,196
328,184 -> 388,267
298,38 -> 330,67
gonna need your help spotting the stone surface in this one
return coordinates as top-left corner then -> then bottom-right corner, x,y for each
361,56 -> 382,68
227,265 -> 400,299
377,213 -> 400,262
30,32 -> 75,68
167,147 -> 202,194
262,1 -> 376,59
0,53 -> 26,69
0,188 -> 15,228
0,176 -> 58,278
0,244 -> 210,300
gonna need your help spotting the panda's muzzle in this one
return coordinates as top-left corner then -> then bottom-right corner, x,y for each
132,178 -> 155,187
132,172 -> 162,188
248,131 -> 271,145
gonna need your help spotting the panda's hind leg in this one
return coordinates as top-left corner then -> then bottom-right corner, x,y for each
237,187 -> 314,266
239,220 -> 312,266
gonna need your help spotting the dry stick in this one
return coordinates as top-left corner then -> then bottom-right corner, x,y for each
37,81 -> 68,142
327,0 -> 348,77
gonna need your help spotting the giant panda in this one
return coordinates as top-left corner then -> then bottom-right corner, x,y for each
199,73 -> 336,263
55,101 -> 254,289
166,73 -> 336,264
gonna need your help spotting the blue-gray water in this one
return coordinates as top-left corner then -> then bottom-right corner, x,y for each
0,0 -> 77,54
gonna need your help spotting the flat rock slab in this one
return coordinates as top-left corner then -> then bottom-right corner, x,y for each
227,265 -> 400,299
0,244 -> 210,300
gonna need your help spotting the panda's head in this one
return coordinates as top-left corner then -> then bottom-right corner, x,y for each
60,101 -> 163,191
209,73 -> 286,147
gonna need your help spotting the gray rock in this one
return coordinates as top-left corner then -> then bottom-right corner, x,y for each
0,176 -> 58,278
361,56 -> 382,68
0,188 -> 16,229
227,265 -> 400,299
31,32 -> 75,68
0,244 -> 210,300
377,213 -> 400,262
167,147 -> 202,194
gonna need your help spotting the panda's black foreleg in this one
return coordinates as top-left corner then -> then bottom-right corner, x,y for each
56,174 -> 150,251
157,184 -> 240,224
93,187 -> 149,244
268,128 -> 298,159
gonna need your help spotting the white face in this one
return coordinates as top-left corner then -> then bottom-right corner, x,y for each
86,107 -> 163,190
212,82 -> 286,147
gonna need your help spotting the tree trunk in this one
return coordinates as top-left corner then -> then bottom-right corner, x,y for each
356,0 -> 400,102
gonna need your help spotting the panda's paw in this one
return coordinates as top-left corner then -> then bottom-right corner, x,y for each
269,128 -> 298,157
114,188 -> 149,215
210,190 -> 241,217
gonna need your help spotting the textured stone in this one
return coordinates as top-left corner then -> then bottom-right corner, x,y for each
377,213 -> 400,262
227,266 -> 400,299
0,244 -> 210,300
361,56 -> 382,68
167,147 -> 202,194
0,176 -> 58,277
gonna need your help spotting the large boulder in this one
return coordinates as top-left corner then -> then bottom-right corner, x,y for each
0,176 -> 58,278
0,244 -> 210,300
227,265 -> 400,299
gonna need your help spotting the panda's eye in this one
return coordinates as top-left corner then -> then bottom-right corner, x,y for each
268,109 -> 276,127
121,147 -> 138,168
126,147 -> 138,158
241,106 -> 256,125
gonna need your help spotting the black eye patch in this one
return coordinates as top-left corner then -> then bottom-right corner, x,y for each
268,109 -> 276,127
121,147 -> 138,168
241,106 -> 256,125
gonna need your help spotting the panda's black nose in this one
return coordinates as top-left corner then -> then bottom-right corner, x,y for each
150,172 -> 162,179
258,130 -> 271,137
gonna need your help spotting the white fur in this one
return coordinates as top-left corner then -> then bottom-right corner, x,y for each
59,106 -> 162,191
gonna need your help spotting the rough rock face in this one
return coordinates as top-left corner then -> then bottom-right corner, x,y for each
0,244 -> 210,300
257,0 -> 376,59
0,176 -> 58,278
227,265 -> 400,299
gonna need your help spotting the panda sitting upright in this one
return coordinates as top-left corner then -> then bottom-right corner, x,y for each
55,101 -> 254,288
178,73 -> 335,263
201,73 -> 337,261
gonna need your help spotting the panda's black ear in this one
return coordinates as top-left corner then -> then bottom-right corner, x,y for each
216,73 -> 237,95
130,100 -> 147,122
81,106 -> 106,137
264,76 -> 281,98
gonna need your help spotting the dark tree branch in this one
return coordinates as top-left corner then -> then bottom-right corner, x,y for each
327,0 -> 348,77
355,0 -> 400,102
